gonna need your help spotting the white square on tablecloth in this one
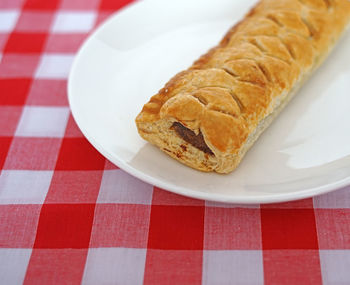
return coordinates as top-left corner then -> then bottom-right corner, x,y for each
97,170 -> 153,204
202,250 -> 264,285
0,170 -> 53,204
51,12 -> 97,33
320,250 -> 350,284
82,248 -> 146,285
15,106 -> 70,137
35,54 -> 75,79
313,186 -> 350,208
0,249 -> 32,285
0,11 -> 20,32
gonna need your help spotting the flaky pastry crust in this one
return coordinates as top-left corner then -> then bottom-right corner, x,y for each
136,0 -> 350,173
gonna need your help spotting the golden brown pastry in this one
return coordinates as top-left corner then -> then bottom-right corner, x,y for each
136,0 -> 350,173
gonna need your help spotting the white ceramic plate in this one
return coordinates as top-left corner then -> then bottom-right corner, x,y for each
68,0 -> 350,204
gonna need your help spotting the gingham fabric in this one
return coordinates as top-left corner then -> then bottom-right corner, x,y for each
1,0 -> 350,284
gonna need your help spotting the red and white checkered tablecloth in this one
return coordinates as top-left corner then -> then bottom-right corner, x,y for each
1,0 -> 350,284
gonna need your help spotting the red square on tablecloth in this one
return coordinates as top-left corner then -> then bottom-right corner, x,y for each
4,33 -> 47,53
0,78 -> 32,105
55,138 -> 105,170
99,0 -> 133,11
23,0 -> 60,10
144,249 -> 203,285
147,205 -> 205,250
26,79 -> 68,106
24,249 -> 88,284
261,209 -> 319,249
0,204 -> 41,248
45,171 -> 103,203
0,107 -> 22,136
64,115 -> 83,137
34,204 -> 95,248
204,207 -> 262,250
90,204 -> 151,248
4,137 -> 61,170
315,209 -> 350,249
263,250 -> 322,284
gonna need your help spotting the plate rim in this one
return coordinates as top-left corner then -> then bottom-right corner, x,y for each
68,0 -> 350,204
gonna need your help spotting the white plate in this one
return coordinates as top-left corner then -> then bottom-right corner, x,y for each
68,0 -> 350,204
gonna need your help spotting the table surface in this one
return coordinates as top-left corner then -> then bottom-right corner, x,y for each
1,0 -> 350,284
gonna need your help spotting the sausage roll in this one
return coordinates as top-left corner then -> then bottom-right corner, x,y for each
135,0 -> 350,173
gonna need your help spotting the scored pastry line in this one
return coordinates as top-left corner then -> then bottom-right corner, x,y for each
298,0 -> 332,10
220,67 -> 266,88
254,34 -> 296,60
192,86 -> 244,117
148,0 -> 331,121
265,14 -> 283,27
183,6 -> 326,123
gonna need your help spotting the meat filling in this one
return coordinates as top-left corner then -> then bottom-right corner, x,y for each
171,122 -> 214,155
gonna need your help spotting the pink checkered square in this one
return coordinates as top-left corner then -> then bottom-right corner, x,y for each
0,0 -> 24,9
204,207 -> 261,250
4,137 -> 61,170
0,54 -> 41,78
14,11 -> 55,32
82,248 -> 146,285
26,79 -> 68,106
64,115 -> 84,137
315,209 -> 350,249
263,250 -> 322,284
203,250 -> 263,285
45,170 -> 103,203
0,249 -> 32,284
44,33 -> 88,53
90,204 -> 151,248
152,187 -> 204,206
24,249 -> 88,284
0,106 -> 22,136
0,204 -> 41,248
59,0 -> 100,10
144,249 -> 203,285
0,34 -> 9,51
